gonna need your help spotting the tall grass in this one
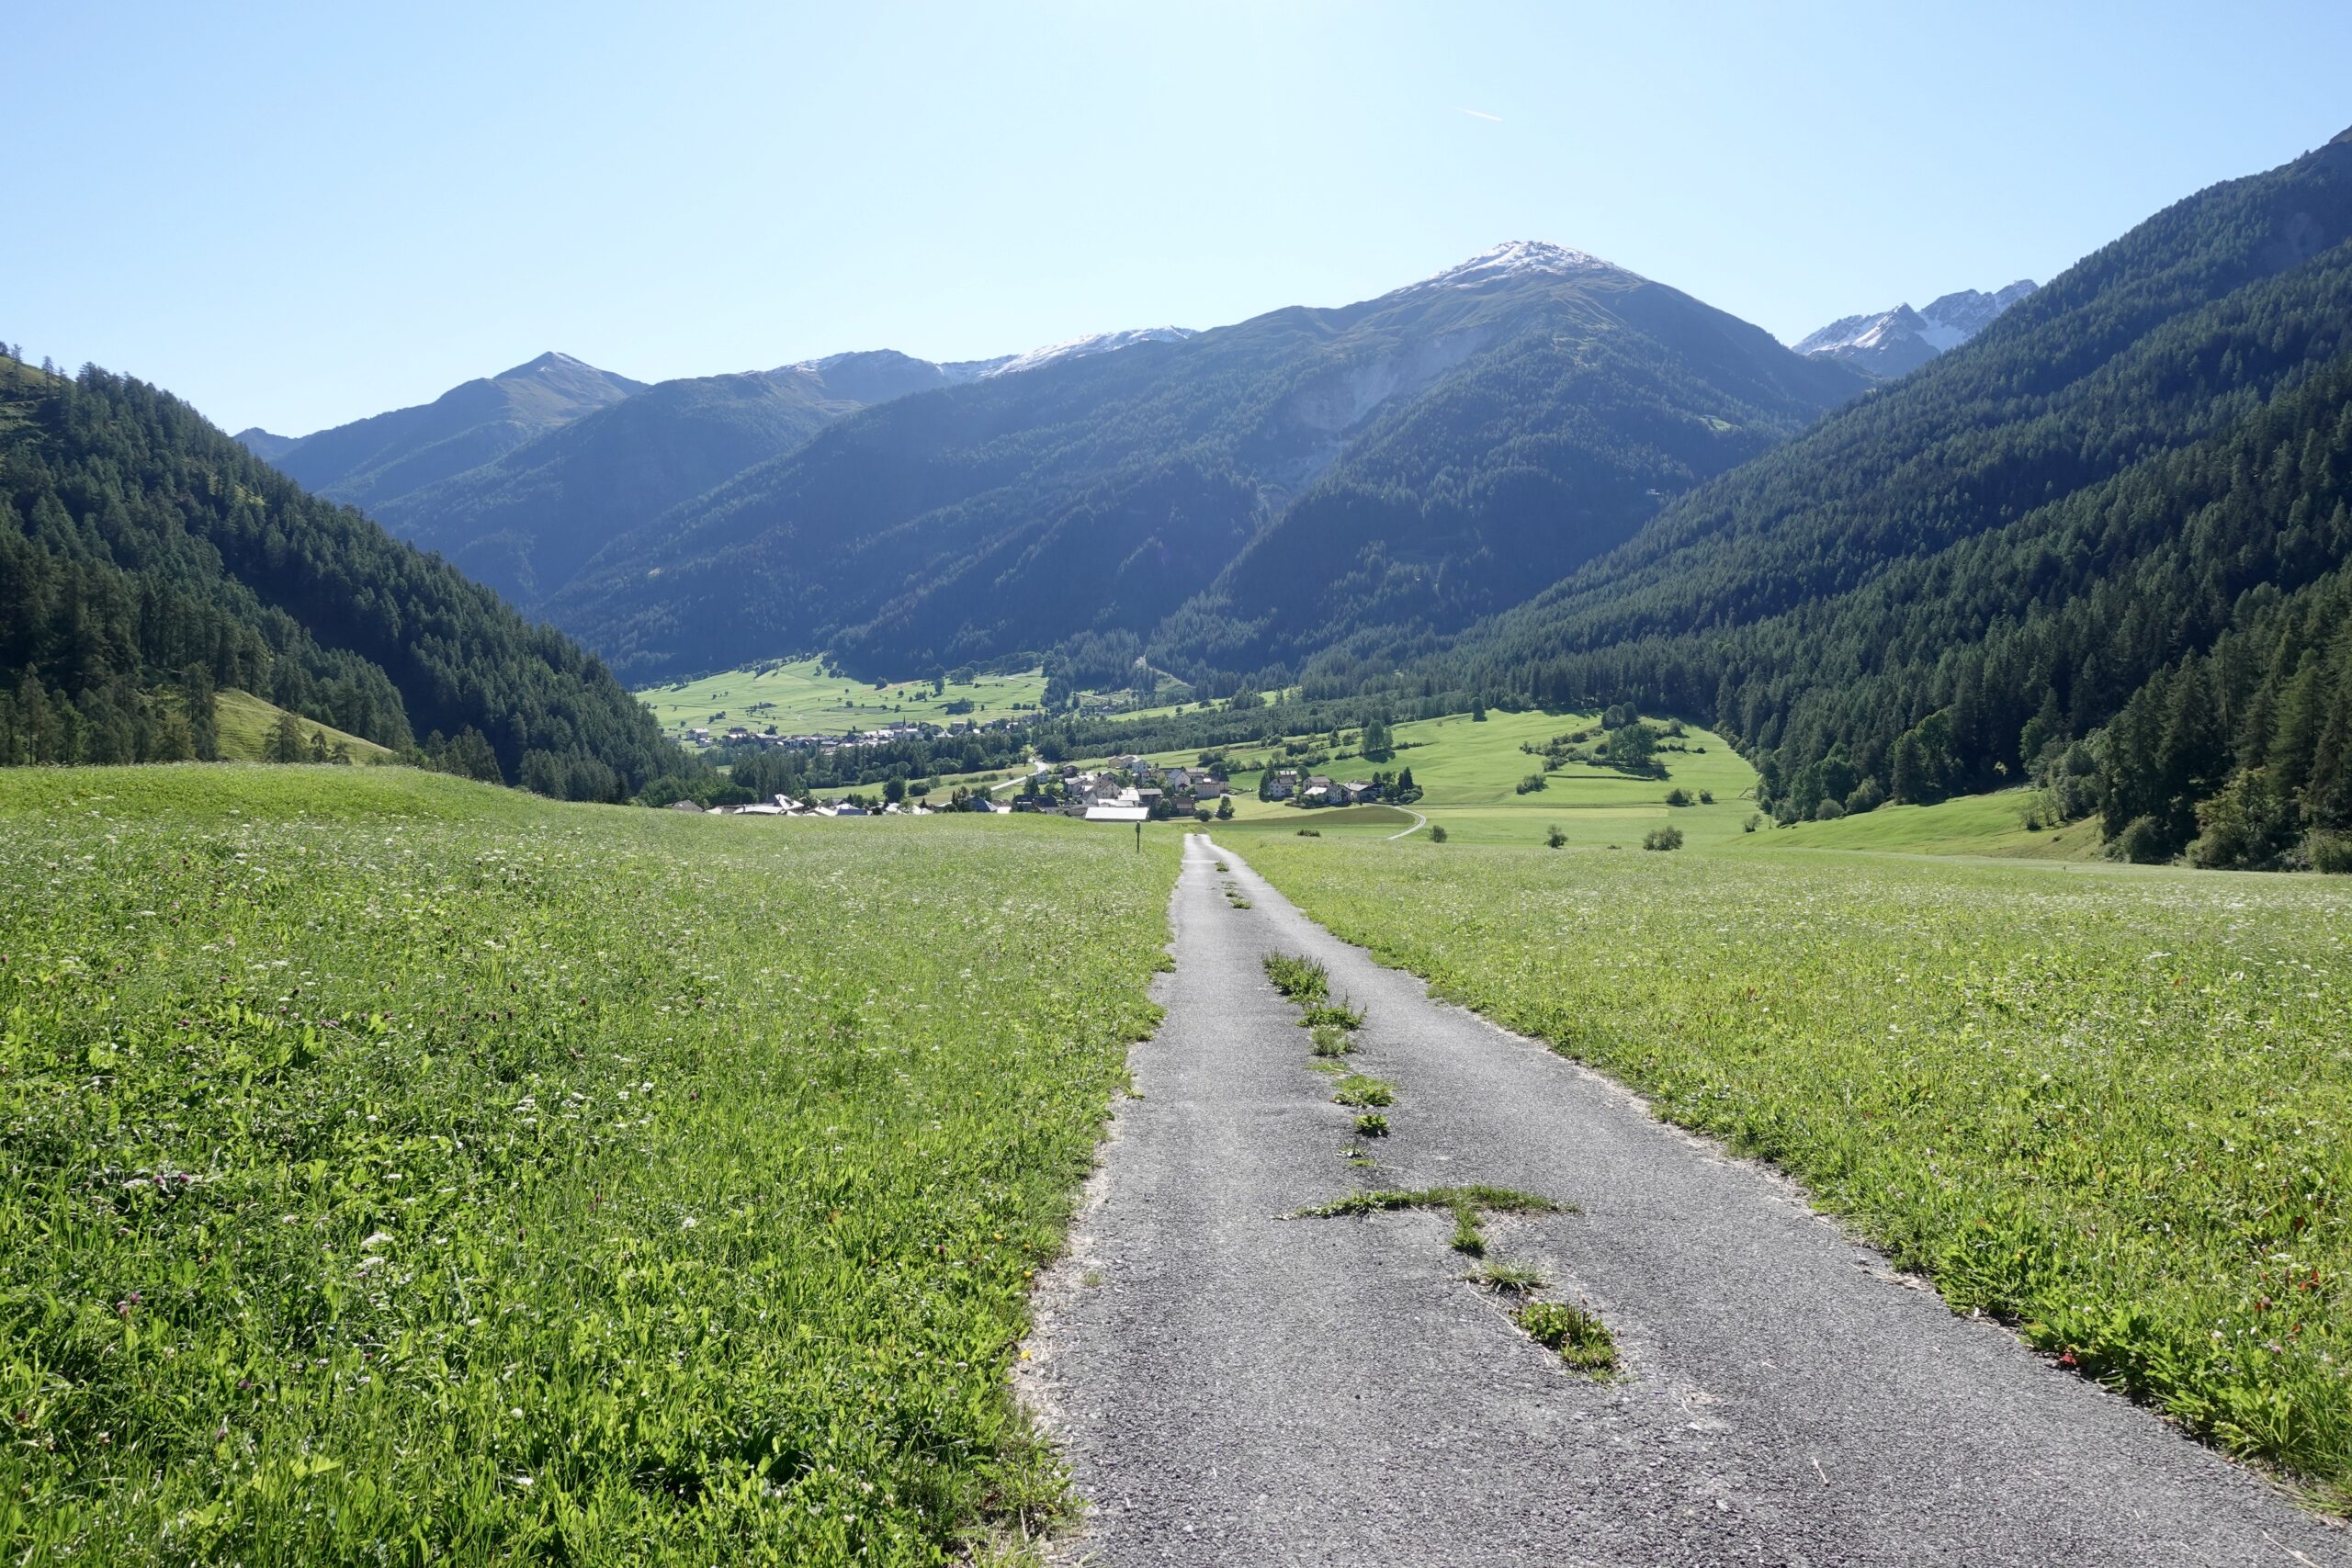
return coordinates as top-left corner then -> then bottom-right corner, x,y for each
0,765 -> 1178,1562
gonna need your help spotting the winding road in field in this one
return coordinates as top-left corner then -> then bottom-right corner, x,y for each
1018,835 -> 2344,1566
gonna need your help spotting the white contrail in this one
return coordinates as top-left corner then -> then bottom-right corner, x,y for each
1456,107 -> 1503,122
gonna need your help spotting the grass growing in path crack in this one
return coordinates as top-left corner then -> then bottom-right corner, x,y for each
1262,953 -> 1329,1003
1466,1258 -> 1549,1293
1331,1073 -> 1396,1109
1299,1000 -> 1363,1032
1296,1185 -> 1565,1256
1352,1112 -> 1389,1137
1515,1301 -> 1620,1377
1309,1023 -> 1355,1057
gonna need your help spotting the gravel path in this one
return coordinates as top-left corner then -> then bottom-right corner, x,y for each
1018,834 -> 2346,1566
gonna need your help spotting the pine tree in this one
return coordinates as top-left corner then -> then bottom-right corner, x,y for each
178,663 -> 218,761
266,710 -> 307,763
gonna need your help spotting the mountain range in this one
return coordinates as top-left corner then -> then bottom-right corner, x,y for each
1792,281 -> 2039,377
242,243 -> 1866,687
39,119 -> 2351,861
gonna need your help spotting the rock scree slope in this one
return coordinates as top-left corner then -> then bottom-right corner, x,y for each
1018,834 -> 2344,1566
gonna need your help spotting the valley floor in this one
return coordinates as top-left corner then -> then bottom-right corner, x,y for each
1027,836 -> 2346,1562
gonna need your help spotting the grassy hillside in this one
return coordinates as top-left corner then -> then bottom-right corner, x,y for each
1757,788 -> 2105,861
0,766 -> 1179,1562
636,657 -> 1048,741
210,689 -> 398,765
1239,834 -> 2352,1507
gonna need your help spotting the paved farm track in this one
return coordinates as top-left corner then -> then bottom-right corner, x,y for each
1019,835 -> 2346,1566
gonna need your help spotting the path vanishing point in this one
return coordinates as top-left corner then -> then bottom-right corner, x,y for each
1017,834 -> 2345,1567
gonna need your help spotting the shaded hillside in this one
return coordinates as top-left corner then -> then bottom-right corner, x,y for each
546,243 -> 1865,685
1451,128 -> 2352,863
0,355 -> 672,796
259,351 -> 646,511
372,365 -> 877,609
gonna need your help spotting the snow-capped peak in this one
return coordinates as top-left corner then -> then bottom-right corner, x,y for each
981,326 -> 1195,379
1792,280 -> 2037,377
1418,241 -> 1628,290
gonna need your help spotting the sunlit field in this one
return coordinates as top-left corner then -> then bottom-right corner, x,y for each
634,658 -> 1049,740
1241,834 -> 2352,1506
0,766 -> 1177,1562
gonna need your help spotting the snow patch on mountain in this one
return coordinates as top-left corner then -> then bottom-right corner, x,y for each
1793,281 -> 2037,378
981,326 -> 1196,378
1417,241 -> 1634,290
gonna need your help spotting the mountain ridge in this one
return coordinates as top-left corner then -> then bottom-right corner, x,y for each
1445,129 -> 2352,864
539,243 -> 1867,686
1792,280 -> 2038,377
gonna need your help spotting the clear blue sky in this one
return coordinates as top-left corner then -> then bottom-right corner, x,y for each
10,2 -> 2349,436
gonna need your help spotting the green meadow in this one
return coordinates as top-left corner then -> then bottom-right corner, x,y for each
634,658 -> 1050,740
1200,708 -> 1761,847
211,690 -> 399,767
1758,787 -> 2106,861
0,766 -> 1176,1563
1238,833 -> 2352,1506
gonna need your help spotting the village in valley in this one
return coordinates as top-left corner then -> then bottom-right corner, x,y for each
677,730 -> 1415,823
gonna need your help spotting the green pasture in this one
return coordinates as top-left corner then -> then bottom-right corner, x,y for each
1753,787 -> 2105,860
1193,707 -> 1759,848
634,657 -> 1049,739
0,765 -> 1177,1562
213,689 -> 398,765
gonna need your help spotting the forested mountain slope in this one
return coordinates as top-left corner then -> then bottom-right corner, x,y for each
1449,128 -> 2352,865
368,359 -> 906,610
0,355 -> 672,796
255,351 -> 647,512
545,243 -> 1865,686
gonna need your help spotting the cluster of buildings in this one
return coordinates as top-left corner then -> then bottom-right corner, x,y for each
682,715 -> 1017,753
675,795 -> 1002,818
1011,756 -> 1231,821
1262,767 -> 1382,806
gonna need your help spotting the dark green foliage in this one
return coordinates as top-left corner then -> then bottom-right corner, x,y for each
1450,131 -> 2352,865
1643,826 -> 1684,851
0,359 -> 671,793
